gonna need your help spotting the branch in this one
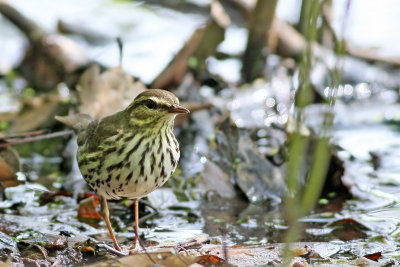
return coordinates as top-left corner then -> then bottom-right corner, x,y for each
0,130 -> 73,149
0,0 -> 46,43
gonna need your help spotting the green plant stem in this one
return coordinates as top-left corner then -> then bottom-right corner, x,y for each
301,137 -> 331,213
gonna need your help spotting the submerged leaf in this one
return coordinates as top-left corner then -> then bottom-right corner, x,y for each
328,218 -> 369,241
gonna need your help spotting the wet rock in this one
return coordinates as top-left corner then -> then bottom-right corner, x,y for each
235,135 -> 285,203
52,246 -> 84,266
18,239 -> 85,266
211,118 -> 286,204
0,231 -> 18,260
200,160 -> 236,199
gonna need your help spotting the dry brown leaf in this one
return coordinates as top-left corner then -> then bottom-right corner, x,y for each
120,252 -> 198,267
0,146 -> 22,189
77,196 -> 102,220
363,252 -> 382,262
197,254 -> 227,266
77,65 -> 147,119
0,155 -> 16,181
10,94 -> 61,133
87,251 -> 199,267
292,245 -> 313,257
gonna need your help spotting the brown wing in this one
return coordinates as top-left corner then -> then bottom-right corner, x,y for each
77,110 -> 130,153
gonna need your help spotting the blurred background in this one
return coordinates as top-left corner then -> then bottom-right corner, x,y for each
1,0 -> 400,266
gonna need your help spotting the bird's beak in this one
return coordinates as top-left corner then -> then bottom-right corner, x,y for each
169,104 -> 190,114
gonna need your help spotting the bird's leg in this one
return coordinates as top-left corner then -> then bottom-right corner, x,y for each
130,198 -> 140,250
100,196 -> 121,251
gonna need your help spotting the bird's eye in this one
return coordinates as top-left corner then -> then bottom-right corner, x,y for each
145,100 -> 157,109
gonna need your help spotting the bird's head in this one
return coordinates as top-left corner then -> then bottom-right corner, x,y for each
126,89 -> 189,127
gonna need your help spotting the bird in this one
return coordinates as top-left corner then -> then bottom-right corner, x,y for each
56,89 -> 189,252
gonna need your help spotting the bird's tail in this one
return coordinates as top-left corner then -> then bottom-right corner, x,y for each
55,114 -> 92,133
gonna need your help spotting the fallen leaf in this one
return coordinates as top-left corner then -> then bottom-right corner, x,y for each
197,254 -> 226,266
77,65 -> 147,119
363,252 -> 382,262
328,218 -> 369,241
327,218 -> 369,229
10,94 -> 61,132
110,251 -> 198,267
292,245 -> 311,257
0,147 -> 22,191
78,196 -> 102,220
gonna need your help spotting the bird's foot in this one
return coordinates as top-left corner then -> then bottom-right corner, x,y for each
98,243 -> 129,256
128,248 -> 139,255
98,236 -> 143,255
128,243 -> 139,255
128,235 -> 138,252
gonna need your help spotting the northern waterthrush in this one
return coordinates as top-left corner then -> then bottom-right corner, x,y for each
56,89 -> 189,251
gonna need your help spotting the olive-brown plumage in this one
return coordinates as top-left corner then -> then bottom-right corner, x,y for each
56,89 -> 189,251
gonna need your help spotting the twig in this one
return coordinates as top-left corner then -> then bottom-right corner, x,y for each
0,130 -> 73,148
0,0 -> 46,43
173,247 -> 190,266
138,211 -> 158,225
218,227 -> 229,263
138,199 -> 157,212
137,237 -> 156,264
176,236 -> 210,251
117,37 -> 123,67
4,129 -> 46,138
33,244 -> 48,259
